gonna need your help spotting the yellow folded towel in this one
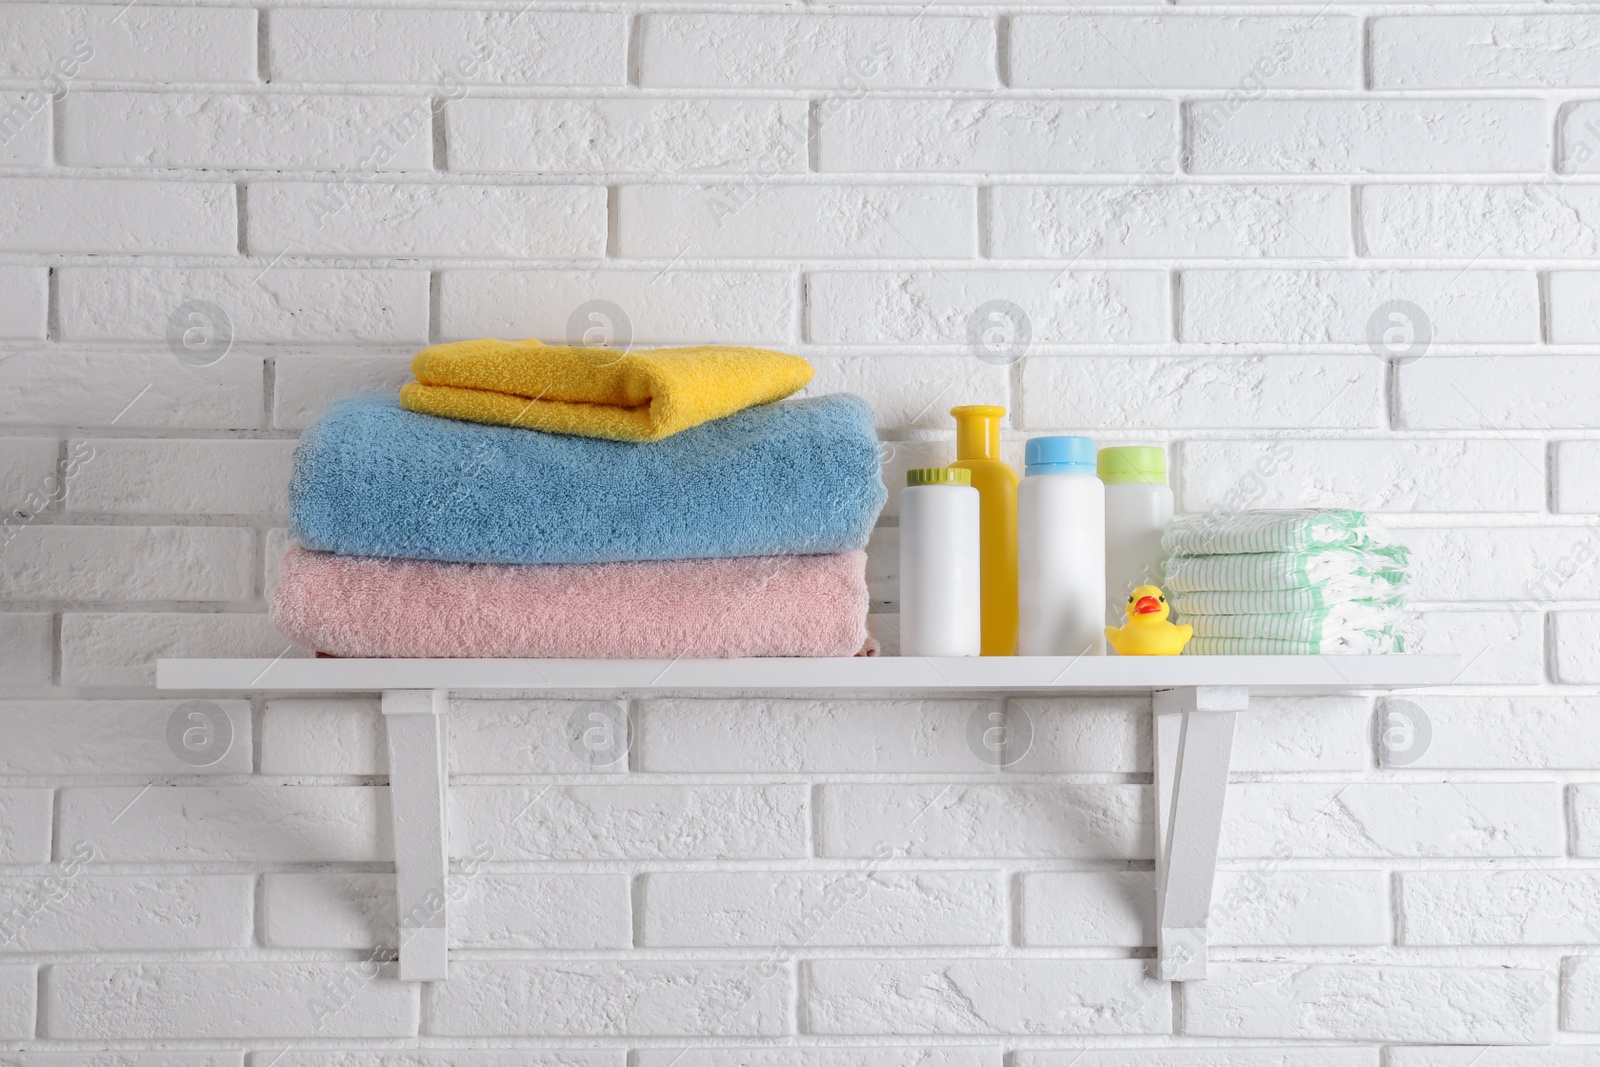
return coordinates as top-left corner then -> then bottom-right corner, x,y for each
398,339 -> 815,442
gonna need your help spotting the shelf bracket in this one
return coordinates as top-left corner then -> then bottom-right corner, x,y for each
381,689 -> 449,981
1152,684 -> 1245,982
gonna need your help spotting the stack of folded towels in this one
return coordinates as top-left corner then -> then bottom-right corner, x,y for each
270,339 -> 888,659
1161,509 -> 1410,655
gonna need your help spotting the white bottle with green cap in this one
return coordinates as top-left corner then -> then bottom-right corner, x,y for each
1099,445 -> 1173,635
1018,436 -> 1105,657
899,467 -> 981,658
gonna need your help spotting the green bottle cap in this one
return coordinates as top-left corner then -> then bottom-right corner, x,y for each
1097,446 -> 1167,485
906,467 -> 972,488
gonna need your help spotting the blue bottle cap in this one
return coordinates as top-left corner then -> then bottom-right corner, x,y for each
1025,435 -> 1097,476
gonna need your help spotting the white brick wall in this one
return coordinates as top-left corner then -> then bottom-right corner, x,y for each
0,0 -> 1593,1059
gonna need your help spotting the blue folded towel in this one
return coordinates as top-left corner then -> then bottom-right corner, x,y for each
290,394 -> 887,566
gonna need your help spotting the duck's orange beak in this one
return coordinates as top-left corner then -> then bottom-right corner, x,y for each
1133,596 -> 1162,615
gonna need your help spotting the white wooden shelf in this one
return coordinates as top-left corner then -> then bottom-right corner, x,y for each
156,654 -> 1461,694
158,653 -> 1461,985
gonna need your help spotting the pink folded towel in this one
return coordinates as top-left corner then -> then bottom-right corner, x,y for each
272,545 -> 874,659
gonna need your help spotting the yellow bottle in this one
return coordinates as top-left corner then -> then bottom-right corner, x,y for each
948,405 -> 1019,656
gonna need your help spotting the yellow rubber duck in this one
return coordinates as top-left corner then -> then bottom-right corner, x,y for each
1105,584 -> 1193,656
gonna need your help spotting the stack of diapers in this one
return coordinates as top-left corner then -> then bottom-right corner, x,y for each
1161,509 -> 1411,655
271,340 -> 888,659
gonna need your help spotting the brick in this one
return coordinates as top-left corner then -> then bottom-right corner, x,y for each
1232,695 -> 1371,772
1390,1051 -> 1600,1067
61,614 -> 298,689
807,271 -> 1168,346
0,178 -> 235,254
1023,871 -> 1150,947
0,790 -> 51,863
63,92 -> 430,170
452,698 -> 634,774
270,10 -> 625,87
261,698 -> 383,775
1020,869 -> 1389,946
58,267 -> 429,344
0,350 -> 264,430
0,266 -> 47,339
974,696 -> 1144,773
0,95 -> 48,165
271,354 -> 413,431
0,436 -> 56,510
617,185 -> 976,260
0,965 -> 32,1038
60,786 -> 386,863
0,5 -> 255,83
1373,16 -> 1600,89
867,526 -> 897,608
1187,99 -> 1546,174
640,15 -> 995,90
1561,442 -> 1600,512
0,1056 -> 242,1067
270,1056 -> 613,1067
640,1054 -> 995,1067
1401,870 -> 1600,945
804,355 -> 1007,432
454,784 -> 808,860
262,871 -> 630,950
1377,695 -> 1600,768
1012,16 -> 1359,89
45,962 -> 418,1038
1563,959 -> 1600,1032
804,959 -> 1171,1035
1020,355 -> 1383,431
642,871 -> 1003,947
1419,611 -> 1543,686
0,700 -> 250,774
1570,787 -> 1600,856
65,439 -> 295,514
265,526 -> 289,598
0,615 -> 50,687
249,182 -> 606,259
1180,270 -> 1537,344
1558,613 -> 1600,682
1179,439 -> 1545,513
448,98 -> 805,174
1550,273 -> 1600,343
428,960 -> 789,1036
1393,525 -> 1600,601
1221,783 -> 1561,858
989,184 -> 1349,259
1184,963 -> 1553,1043
0,526 -> 253,601
1362,185 -> 1600,258
0,874 -> 250,951
639,697 -> 1000,772
818,100 -> 1174,174
1018,1053 -> 1376,1067
818,784 -> 1147,859
1562,103 -> 1600,172
438,270 -> 797,346
1400,357 -> 1600,431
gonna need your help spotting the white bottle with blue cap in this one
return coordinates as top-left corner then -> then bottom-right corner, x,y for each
1017,435 -> 1106,657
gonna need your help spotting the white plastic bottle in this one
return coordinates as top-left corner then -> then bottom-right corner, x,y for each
1017,436 -> 1106,657
899,467 -> 982,657
1099,446 -> 1174,633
